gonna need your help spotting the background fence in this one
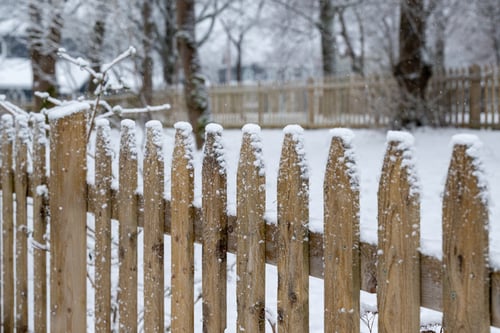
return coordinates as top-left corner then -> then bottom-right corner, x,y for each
1,107 -> 499,332
103,64 -> 500,130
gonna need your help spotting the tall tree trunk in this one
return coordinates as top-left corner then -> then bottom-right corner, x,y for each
177,0 -> 210,149
87,0 -> 107,95
28,1 -> 63,111
393,0 -> 433,128
163,0 -> 177,85
319,0 -> 337,77
433,4 -> 446,71
235,40 -> 242,82
141,0 -> 154,106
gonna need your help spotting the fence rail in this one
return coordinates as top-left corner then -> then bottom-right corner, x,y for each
1,106 -> 499,332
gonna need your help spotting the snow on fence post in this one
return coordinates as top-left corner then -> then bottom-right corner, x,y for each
2,114 -> 15,332
48,103 -> 89,332
15,114 -> 29,332
94,119 -> 112,333
171,122 -> 195,332
442,135 -> 489,332
118,119 -> 138,332
377,131 -> 420,333
277,125 -> 309,333
323,129 -> 360,332
32,113 -> 48,333
143,120 -> 165,333
202,124 -> 228,333
236,124 -> 266,333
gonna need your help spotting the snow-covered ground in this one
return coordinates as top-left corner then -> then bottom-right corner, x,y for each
84,125 -> 500,332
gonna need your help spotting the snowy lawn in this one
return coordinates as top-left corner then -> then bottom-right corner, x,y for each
85,125 -> 500,332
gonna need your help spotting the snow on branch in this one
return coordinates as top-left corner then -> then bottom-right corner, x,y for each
0,95 -> 29,117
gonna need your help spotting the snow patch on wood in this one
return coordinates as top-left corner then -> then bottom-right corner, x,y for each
47,102 -> 90,121
386,130 -> 420,197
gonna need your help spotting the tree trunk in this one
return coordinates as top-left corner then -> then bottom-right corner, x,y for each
235,41 -> 242,82
141,0 -> 154,107
393,0 -> 433,128
319,0 -> 337,77
87,1 -> 107,95
163,0 -> 177,85
28,0 -> 63,111
177,0 -> 211,149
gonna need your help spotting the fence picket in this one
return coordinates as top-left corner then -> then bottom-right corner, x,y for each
143,121 -> 165,333
442,135 -> 489,332
323,129 -> 360,332
377,132 -> 420,333
32,113 -> 48,333
171,122 -> 195,333
277,125 -> 309,333
236,124 -> 266,333
49,104 -> 88,332
2,114 -> 15,332
15,115 -> 29,332
202,124 -> 227,333
118,120 -> 139,332
94,119 -> 113,333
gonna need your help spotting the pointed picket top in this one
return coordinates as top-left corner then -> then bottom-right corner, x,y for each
2,114 -> 15,142
236,123 -> 266,332
145,120 -> 164,162
120,119 -> 138,160
171,121 -> 195,332
204,123 -> 226,173
324,128 -> 360,332
377,130 -> 420,333
442,134 -> 489,333
95,119 -> 113,157
277,124 -> 309,333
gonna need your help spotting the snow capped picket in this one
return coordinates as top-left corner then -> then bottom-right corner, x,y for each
120,119 -> 138,160
329,128 -> 359,191
95,119 -> 113,157
46,101 -> 90,121
282,124 -> 308,180
242,123 -> 265,176
205,123 -> 226,174
145,120 -> 164,162
2,114 -> 15,142
174,121 -> 195,170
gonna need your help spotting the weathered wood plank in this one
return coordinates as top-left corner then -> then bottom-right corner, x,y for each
32,113 -> 48,333
49,104 -> 88,332
277,125 -> 309,333
2,114 -> 15,332
15,115 -> 29,332
170,122 -> 195,333
377,132 -> 420,333
323,129 -> 360,332
202,124 -> 227,333
118,119 -> 139,333
94,119 -> 112,333
442,136 -> 489,332
143,121 -> 165,333
236,124 -> 266,333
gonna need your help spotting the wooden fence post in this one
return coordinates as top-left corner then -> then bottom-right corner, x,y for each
202,124 -> 227,333
2,114 -> 15,332
94,119 -> 112,333
32,113 -> 48,333
377,131 -> 420,333
15,114 -> 29,332
442,135 -> 489,332
143,120 -> 165,333
236,124 -> 266,333
171,122 -> 195,333
118,119 -> 138,333
277,125 -> 309,333
469,64 -> 482,129
323,129 -> 360,332
48,103 -> 89,332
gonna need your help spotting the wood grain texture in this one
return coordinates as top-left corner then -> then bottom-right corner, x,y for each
49,110 -> 88,333
377,139 -> 420,333
15,115 -> 29,332
143,122 -> 165,333
94,120 -> 112,333
277,131 -> 309,333
442,143 -> 489,333
170,123 -> 195,333
2,115 -> 15,332
118,120 -> 139,333
32,114 -> 48,333
202,128 -> 227,333
236,128 -> 266,333
323,134 -> 360,332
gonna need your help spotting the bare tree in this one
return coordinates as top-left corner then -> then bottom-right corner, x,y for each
28,0 -> 65,111
220,0 -> 265,82
87,0 -> 108,94
475,0 -> 500,64
140,0 -> 155,106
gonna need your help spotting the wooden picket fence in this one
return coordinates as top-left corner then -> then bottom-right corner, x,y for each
0,105 -> 499,332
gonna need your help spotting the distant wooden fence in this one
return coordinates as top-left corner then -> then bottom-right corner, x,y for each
1,106 -> 499,332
